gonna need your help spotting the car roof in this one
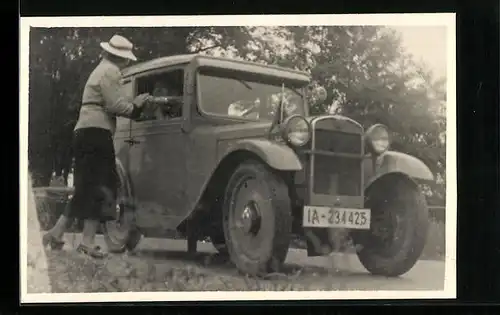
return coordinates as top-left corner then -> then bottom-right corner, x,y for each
122,53 -> 311,83
122,54 -> 196,77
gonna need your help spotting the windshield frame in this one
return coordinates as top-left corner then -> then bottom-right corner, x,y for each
195,67 -> 309,123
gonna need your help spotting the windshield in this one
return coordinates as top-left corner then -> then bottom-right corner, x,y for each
197,69 -> 306,121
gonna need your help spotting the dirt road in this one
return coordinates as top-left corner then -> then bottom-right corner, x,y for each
56,233 -> 445,292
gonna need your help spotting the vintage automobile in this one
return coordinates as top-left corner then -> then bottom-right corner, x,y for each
102,53 -> 433,277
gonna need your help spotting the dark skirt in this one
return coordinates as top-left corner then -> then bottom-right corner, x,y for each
64,127 -> 117,222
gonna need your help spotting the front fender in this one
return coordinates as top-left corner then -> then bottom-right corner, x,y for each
220,138 -> 303,171
364,151 -> 434,189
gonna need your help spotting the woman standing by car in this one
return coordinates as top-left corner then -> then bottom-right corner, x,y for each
42,34 -> 151,259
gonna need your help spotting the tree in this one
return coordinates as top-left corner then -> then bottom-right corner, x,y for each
28,26 -> 257,186
28,26 -> 446,206
255,26 -> 446,205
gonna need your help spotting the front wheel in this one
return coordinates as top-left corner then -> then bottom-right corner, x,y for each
351,175 -> 429,277
222,160 -> 293,276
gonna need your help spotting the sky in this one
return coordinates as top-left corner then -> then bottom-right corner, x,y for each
390,26 -> 448,79
206,25 -> 449,80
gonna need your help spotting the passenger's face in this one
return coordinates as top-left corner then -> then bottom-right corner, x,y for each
153,84 -> 169,96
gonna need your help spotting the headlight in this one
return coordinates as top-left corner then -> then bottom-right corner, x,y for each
365,124 -> 391,154
281,115 -> 311,147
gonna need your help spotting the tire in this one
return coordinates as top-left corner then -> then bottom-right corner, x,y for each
102,170 -> 142,253
222,159 -> 292,276
351,176 -> 429,277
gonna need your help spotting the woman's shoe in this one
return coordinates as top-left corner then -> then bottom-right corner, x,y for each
76,244 -> 107,259
42,233 -> 65,250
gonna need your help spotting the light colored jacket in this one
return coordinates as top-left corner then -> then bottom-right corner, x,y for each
74,58 -> 138,135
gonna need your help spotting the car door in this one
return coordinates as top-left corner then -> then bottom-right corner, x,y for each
126,69 -> 188,233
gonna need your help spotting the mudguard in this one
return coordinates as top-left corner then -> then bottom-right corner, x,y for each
221,138 -> 303,171
364,150 -> 434,189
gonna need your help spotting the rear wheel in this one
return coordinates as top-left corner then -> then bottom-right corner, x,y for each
102,171 -> 142,253
351,175 -> 429,277
222,160 -> 292,276
103,203 -> 143,253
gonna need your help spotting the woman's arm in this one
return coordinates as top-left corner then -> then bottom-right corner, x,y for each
99,68 -> 144,119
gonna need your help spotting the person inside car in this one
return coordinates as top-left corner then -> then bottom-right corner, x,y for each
150,81 -> 183,118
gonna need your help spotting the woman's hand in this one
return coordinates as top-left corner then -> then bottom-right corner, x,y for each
132,93 -> 151,108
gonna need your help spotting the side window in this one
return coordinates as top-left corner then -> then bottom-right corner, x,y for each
135,69 -> 184,121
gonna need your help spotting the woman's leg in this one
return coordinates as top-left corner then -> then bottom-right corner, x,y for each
75,128 -> 116,258
42,215 -> 69,250
75,187 -> 107,258
45,212 -> 70,241
81,218 -> 100,248
80,186 -> 110,248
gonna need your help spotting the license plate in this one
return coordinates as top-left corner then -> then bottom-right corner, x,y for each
302,206 -> 371,229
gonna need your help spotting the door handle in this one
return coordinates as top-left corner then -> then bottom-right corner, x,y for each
124,138 -> 141,145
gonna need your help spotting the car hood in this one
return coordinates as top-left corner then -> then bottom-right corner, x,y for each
214,121 -> 274,141
212,115 -> 360,141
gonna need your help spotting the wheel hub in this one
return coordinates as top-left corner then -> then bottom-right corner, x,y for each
239,201 -> 261,235
372,210 -> 402,249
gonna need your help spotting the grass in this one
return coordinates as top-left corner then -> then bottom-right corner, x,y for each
29,216 -> 445,294
41,247 -> 363,292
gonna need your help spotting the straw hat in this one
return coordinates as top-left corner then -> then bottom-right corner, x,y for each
100,35 -> 137,61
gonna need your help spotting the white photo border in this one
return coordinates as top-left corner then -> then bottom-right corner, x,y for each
19,13 -> 457,303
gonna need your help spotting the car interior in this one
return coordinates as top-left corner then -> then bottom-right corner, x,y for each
135,69 -> 184,121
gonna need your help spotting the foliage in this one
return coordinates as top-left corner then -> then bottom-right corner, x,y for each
28,26 -> 446,204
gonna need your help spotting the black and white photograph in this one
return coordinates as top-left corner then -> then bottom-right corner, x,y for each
20,14 -> 456,303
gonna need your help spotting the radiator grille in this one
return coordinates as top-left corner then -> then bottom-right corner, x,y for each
311,127 -> 363,196
312,155 -> 362,196
314,129 -> 362,154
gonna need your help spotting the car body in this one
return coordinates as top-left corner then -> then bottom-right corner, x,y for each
105,53 -> 434,277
